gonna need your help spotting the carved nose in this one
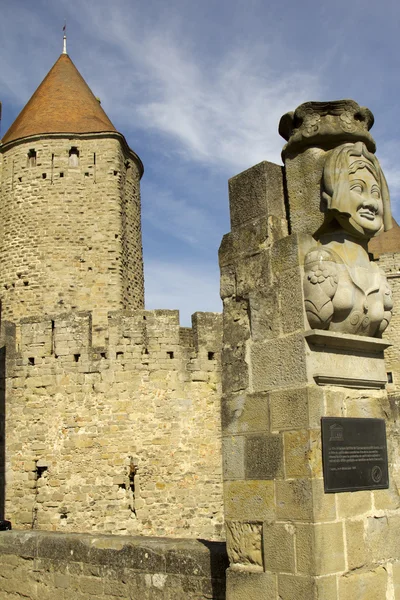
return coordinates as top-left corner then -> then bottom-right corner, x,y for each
362,200 -> 378,213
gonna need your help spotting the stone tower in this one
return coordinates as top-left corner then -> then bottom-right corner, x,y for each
0,49 -> 144,324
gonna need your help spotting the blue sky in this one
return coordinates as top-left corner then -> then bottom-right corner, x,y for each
1,0 -> 399,325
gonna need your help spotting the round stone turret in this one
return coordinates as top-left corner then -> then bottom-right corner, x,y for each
0,52 -> 144,322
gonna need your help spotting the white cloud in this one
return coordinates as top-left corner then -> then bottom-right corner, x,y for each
56,0 -> 324,172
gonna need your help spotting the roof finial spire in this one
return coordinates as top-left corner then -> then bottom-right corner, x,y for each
62,21 -> 67,55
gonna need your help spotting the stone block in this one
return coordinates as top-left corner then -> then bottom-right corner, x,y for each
248,287 -> 281,341
364,514 -> 400,563
284,430 -> 314,478
284,147 -> 327,235
228,160 -> 285,230
269,385 -> 325,431
0,531 -> 36,559
223,217 -> 272,263
224,480 -> 275,521
220,265 -> 236,299
324,388 -> 346,418
223,298 -> 251,348
222,436 -> 245,480
271,233 -> 313,274
275,479 -> 313,521
305,331 -> 388,388
345,519 -> 367,570
278,267 -> 307,334
236,253 -> 272,298
278,573 -> 338,599
226,567 -> 277,600
225,521 -> 263,568
393,561 -> 400,600
338,566 -> 388,600
311,479 -> 336,522
222,345 -> 249,394
221,392 -> 269,435
245,434 -> 283,479
78,575 -> 104,595
345,394 -> 392,419
373,484 -> 400,511
336,490 -> 372,519
251,334 -> 308,392
296,522 -> 345,575
263,522 -> 295,573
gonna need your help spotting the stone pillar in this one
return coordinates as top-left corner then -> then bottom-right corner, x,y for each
220,102 -> 400,599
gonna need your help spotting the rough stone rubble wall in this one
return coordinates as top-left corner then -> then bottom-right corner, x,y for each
3,309 -> 224,541
375,252 -> 400,392
0,135 -> 144,324
0,530 -> 228,600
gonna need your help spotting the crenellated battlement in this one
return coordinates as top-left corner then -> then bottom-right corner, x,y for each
4,309 -> 222,381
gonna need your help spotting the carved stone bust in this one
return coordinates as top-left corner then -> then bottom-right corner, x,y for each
303,141 -> 393,337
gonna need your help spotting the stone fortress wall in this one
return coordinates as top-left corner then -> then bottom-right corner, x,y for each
0,134 -> 144,324
2,308 -> 224,541
374,251 -> 400,392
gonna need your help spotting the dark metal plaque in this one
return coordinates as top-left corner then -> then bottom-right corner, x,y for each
321,417 -> 389,493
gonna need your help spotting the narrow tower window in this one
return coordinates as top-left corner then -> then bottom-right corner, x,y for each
68,147 -> 80,167
27,149 -> 37,167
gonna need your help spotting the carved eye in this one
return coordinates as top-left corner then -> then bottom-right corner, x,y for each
350,184 -> 363,194
371,186 -> 381,199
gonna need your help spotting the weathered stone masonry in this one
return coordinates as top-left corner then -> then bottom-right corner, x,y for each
0,134 -> 144,324
0,530 -> 228,600
375,252 -> 400,391
3,309 -> 224,541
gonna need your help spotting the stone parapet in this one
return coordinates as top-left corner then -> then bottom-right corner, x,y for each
0,530 -> 228,599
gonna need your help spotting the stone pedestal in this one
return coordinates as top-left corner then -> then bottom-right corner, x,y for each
220,155 -> 400,599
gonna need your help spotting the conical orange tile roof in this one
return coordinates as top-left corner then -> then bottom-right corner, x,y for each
2,53 -> 116,145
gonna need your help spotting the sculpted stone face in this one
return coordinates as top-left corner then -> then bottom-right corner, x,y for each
318,141 -> 391,241
339,159 -> 384,238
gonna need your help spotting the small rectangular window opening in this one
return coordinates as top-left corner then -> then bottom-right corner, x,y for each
100,352 -> 107,359
387,372 -> 394,384
116,351 -> 124,360
28,357 -> 35,366
167,351 -> 174,359
42,173 -> 47,179
74,354 -> 80,363
69,147 -> 79,167
60,172 -> 64,178
208,351 -> 215,360
27,149 -> 37,167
